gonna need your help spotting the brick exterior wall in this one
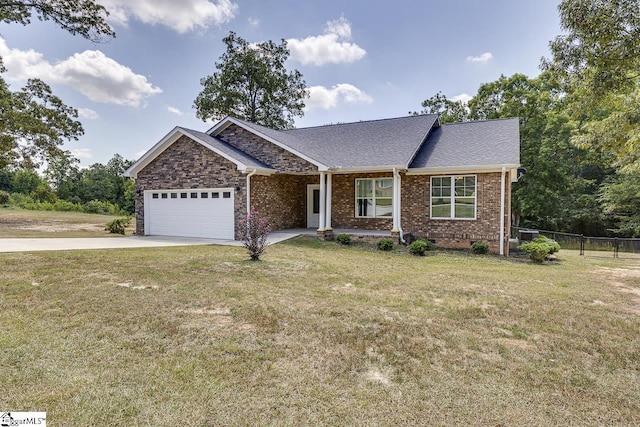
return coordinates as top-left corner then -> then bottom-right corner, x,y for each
134,129 -> 512,255
402,172 -> 511,254
330,172 -> 394,230
134,136 -> 246,238
250,174 -> 318,230
217,124 -> 317,173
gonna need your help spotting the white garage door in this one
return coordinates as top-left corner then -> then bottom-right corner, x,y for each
145,188 -> 234,239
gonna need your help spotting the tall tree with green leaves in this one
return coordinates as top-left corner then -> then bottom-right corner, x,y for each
599,171 -> 640,237
0,0 -> 114,169
470,73 -> 612,234
410,91 -> 469,123
544,0 -> 640,171
194,31 -> 308,130
0,78 -> 84,169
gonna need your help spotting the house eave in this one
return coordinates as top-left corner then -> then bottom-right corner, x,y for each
326,165 -> 405,174
406,164 -> 520,176
241,168 -> 276,176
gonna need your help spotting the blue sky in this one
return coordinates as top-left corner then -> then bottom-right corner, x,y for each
0,0 -> 561,166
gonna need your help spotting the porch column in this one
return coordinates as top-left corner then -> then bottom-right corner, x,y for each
392,168 -> 399,232
326,173 -> 332,230
319,172 -> 326,231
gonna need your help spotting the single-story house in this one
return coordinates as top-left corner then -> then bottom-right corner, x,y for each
125,114 -> 520,254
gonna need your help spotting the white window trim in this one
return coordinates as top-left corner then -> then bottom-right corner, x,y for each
355,177 -> 394,218
430,175 -> 477,220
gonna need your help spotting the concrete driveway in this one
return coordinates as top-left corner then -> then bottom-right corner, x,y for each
0,232 -> 300,253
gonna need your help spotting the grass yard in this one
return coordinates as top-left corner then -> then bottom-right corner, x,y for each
0,207 -> 132,238
1,238 -> 639,425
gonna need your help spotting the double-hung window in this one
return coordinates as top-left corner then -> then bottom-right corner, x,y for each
431,175 -> 476,219
356,178 -> 393,218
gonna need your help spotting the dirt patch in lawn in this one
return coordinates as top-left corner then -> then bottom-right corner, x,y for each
3,219 -> 105,232
0,208 -> 125,237
596,266 -> 640,314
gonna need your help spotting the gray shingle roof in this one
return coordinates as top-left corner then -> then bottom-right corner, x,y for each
409,118 -> 520,170
233,115 -> 440,169
178,127 -> 272,171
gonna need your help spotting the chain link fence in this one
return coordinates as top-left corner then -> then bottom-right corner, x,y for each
512,227 -> 640,258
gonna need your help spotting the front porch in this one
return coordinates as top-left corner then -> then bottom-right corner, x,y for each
249,171 -> 400,236
269,228 -> 398,244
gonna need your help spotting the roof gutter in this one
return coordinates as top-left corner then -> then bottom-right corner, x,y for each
405,164 -> 520,175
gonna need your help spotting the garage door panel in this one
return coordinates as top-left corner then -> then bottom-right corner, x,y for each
145,188 -> 234,239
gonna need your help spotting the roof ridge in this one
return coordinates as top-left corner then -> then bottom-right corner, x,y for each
439,117 -> 519,127
283,114 -> 439,132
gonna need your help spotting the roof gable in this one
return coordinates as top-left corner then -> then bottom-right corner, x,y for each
409,118 -> 520,172
208,117 -> 329,170
124,126 -> 273,178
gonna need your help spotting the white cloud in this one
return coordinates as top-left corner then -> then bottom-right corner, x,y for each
248,17 -> 260,28
452,93 -> 473,104
100,0 -> 238,33
78,108 -> 99,119
71,148 -> 93,160
287,16 -> 366,66
306,84 -> 373,110
466,52 -> 493,63
0,37 -> 162,107
167,106 -> 183,115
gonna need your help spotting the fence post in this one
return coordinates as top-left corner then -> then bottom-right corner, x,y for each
580,234 -> 584,256
614,237 -> 619,259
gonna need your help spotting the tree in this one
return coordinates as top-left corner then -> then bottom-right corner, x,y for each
194,31 -> 308,130
0,0 -> 114,44
69,153 -> 134,212
410,92 -> 469,123
0,0 -> 114,169
44,149 -> 80,199
544,0 -> 640,171
599,172 -> 640,237
0,78 -> 84,169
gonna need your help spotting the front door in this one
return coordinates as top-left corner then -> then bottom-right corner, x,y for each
307,184 -> 320,228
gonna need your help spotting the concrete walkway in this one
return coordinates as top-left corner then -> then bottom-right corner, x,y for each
0,231 -> 301,253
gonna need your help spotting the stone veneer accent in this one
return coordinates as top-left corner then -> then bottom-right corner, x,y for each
217,124 -> 317,173
134,135 -> 246,238
402,172 -> 511,254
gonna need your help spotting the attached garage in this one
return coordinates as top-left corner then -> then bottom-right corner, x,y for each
144,188 -> 235,239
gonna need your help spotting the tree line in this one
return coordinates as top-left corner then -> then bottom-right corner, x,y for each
0,152 -> 134,214
1,1 -> 638,235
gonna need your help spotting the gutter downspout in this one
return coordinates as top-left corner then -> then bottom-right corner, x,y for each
500,166 -> 506,256
246,169 -> 257,216
393,168 -> 406,244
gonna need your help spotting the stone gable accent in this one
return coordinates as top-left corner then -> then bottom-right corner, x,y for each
217,124 -> 317,173
134,135 -> 246,238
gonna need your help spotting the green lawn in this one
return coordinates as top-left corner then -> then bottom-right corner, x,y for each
1,238 -> 639,425
0,207 -> 132,238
